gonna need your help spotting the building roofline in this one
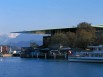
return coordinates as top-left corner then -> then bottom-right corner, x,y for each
93,25 -> 103,28
11,25 -> 103,34
11,27 -> 77,34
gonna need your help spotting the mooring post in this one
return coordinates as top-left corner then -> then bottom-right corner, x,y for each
53,53 -> 56,59
65,53 -> 67,59
45,53 -> 47,59
37,53 -> 39,58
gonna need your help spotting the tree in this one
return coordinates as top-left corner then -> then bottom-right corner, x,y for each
51,32 -> 67,45
77,22 -> 95,34
46,22 -> 97,49
66,32 -> 76,47
76,22 -> 96,49
30,42 -> 39,48
49,32 -> 68,49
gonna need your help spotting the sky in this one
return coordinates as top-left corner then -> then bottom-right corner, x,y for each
0,0 -> 103,33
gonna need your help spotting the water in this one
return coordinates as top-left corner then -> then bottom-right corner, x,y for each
0,57 -> 103,77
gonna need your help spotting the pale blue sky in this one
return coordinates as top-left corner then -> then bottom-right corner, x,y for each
0,0 -> 103,33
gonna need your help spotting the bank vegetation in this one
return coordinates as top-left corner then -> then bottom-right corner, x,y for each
46,22 -> 103,49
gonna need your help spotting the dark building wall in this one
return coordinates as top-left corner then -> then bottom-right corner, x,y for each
48,28 -> 77,36
43,36 -> 51,47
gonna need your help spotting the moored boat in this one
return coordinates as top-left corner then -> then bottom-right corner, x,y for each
68,45 -> 103,62
2,54 -> 12,57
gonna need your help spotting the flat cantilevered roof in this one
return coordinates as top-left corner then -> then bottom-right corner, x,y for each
12,27 -> 77,34
12,25 -> 103,35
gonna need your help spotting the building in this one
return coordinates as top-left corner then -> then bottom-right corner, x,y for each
12,25 -> 103,46
12,25 -> 103,59
0,45 -> 10,54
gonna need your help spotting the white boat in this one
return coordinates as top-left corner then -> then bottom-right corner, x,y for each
68,45 -> 103,62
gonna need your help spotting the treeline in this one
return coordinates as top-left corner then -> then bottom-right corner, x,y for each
46,22 -> 103,49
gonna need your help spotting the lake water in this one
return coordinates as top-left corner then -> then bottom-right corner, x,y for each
0,57 -> 103,77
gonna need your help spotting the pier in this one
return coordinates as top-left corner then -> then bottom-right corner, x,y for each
20,47 -> 72,59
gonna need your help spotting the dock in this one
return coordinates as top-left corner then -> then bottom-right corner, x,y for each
20,47 -> 72,59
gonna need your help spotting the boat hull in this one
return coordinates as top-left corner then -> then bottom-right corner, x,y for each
68,57 -> 103,62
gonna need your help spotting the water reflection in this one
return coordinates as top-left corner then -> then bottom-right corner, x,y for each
0,57 -> 103,77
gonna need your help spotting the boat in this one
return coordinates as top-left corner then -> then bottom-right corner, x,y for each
68,45 -> 103,62
2,54 -> 12,57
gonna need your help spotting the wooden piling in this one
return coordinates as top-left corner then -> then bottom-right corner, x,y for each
53,53 -> 56,59
37,53 -> 39,58
45,53 -> 47,59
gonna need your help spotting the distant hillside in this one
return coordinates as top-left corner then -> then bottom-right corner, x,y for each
0,33 -> 43,47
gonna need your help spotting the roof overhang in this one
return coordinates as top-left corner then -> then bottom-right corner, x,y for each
12,25 -> 103,34
12,27 -> 77,34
